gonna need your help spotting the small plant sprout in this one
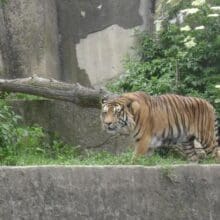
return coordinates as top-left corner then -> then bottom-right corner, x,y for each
195,26 -> 205,30
207,14 -> 219,17
183,36 -> 196,48
180,25 -> 191,31
191,0 -> 206,6
210,6 -> 220,11
154,20 -> 163,32
184,40 -> 196,48
180,8 -> 199,16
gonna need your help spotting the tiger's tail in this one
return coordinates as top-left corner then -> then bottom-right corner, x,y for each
215,116 -> 220,145
214,115 -> 220,159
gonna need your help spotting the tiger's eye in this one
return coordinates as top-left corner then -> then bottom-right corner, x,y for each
114,105 -> 121,113
102,105 -> 109,113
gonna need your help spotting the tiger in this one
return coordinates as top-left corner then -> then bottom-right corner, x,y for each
100,92 -> 220,162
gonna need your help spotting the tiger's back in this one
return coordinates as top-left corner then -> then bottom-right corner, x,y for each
146,94 -> 217,151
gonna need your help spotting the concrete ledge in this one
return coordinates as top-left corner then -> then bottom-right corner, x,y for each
0,165 -> 220,220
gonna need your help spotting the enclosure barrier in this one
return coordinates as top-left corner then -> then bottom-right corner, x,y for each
0,165 -> 219,220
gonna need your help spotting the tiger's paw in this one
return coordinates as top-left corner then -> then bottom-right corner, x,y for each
187,155 -> 199,164
131,155 -> 137,165
214,148 -> 220,162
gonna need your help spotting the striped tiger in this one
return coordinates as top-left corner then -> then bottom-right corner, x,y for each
100,92 -> 220,162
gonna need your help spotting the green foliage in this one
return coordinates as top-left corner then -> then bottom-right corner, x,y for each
108,1 -> 220,113
2,126 -> 81,165
1,92 -> 46,101
1,146 -> 217,166
0,99 -> 79,165
0,100 -> 21,163
0,0 -> 7,6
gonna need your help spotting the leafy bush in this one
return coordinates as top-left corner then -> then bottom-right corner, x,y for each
108,0 -> 220,113
0,100 -> 21,163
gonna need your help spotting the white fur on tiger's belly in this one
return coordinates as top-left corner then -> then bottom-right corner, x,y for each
149,136 -> 163,148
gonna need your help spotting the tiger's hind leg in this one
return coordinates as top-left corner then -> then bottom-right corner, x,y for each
172,136 -> 205,162
179,141 -> 198,162
213,147 -> 220,161
180,138 -> 206,162
193,139 -> 207,160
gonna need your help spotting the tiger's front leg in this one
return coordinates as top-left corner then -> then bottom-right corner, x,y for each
131,136 -> 151,164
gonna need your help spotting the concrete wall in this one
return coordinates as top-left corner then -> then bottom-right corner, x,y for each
0,165 -> 220,220
0,0 -> 155,86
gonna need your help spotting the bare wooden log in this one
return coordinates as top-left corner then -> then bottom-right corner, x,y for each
0,76 -> 110,108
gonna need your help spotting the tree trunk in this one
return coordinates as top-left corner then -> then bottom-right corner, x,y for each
0,76 -> 110,108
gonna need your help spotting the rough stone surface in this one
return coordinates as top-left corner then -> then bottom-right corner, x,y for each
11,100 -> 133,153
56,0 -> 154,85
0,0 -> 60,79
76,24 -> 135,85
0,0 -> 154,86
0,165 -> 220,220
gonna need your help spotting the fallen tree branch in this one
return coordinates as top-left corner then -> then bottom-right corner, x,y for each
0,76 -> 111,108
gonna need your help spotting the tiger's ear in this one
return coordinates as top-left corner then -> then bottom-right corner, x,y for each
126,100 -> 134,113
101,94 -> 119,104
130,101 -> 140,114
101,95 -> 108,104
126,101 -> 132,109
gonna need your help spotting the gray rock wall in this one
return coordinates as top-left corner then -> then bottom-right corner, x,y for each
0,165 -> 220,220
0,0 -> 60,79
0,0 -> 155,86
56,0 -> 154,85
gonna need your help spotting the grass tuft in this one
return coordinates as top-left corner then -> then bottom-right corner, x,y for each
1,147 -> 218,166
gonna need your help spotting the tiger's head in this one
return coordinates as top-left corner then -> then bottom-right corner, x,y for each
100,95 -> 136,135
